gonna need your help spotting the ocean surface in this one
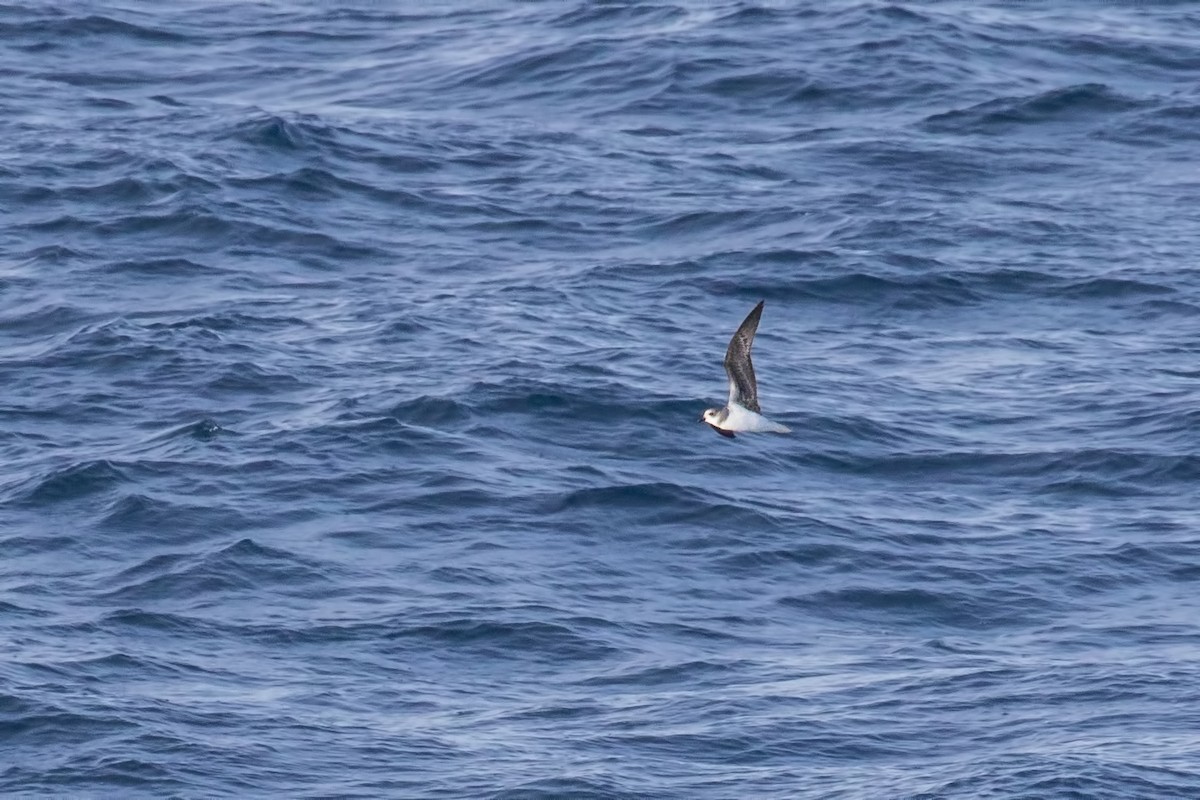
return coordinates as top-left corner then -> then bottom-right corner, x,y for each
3,2 -> 1200,797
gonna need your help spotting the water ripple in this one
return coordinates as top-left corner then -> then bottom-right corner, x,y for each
4,1 -> 1200,797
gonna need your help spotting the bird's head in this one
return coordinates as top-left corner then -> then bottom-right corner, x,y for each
700,408 -> 722,425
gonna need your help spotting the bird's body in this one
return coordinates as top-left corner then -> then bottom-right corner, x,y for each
702,300 -> 790,438
706,402 -> 790,437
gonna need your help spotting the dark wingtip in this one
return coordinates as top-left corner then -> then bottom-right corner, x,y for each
745,300 -> 765,326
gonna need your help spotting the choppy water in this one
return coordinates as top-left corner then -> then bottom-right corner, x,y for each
4,2 -> 1200,797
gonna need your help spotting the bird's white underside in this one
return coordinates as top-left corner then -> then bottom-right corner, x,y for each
716,402 -> 791,433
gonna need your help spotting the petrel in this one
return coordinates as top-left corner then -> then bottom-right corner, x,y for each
701,300 -> 791,439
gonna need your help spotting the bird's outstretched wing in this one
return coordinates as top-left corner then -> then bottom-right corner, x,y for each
724,300 -> 763,413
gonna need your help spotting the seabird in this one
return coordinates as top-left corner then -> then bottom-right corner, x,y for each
701,300 -> 791,439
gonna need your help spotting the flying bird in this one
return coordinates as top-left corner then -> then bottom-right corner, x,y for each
701,300 -> 791,439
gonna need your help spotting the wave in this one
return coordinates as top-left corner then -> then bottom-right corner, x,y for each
98,538 -> 332,604
687,264 -> 1180,309
97,491 -> 249,538
1,14 -> 190,43
779,584 -> 1050,629
923,83 -> 1144,133
490,777 -> 648,800
19,459 -> 130,505
808,448 -> 1200,491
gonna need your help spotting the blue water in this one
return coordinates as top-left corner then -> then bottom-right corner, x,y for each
3,2 -> 1200,797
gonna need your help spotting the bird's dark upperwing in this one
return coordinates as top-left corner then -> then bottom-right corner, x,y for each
723,300 -> 764,413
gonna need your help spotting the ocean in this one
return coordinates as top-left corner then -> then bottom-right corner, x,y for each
3,2 -> 1200,797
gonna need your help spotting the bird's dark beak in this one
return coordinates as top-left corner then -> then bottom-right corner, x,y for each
699,414 -> 705,422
